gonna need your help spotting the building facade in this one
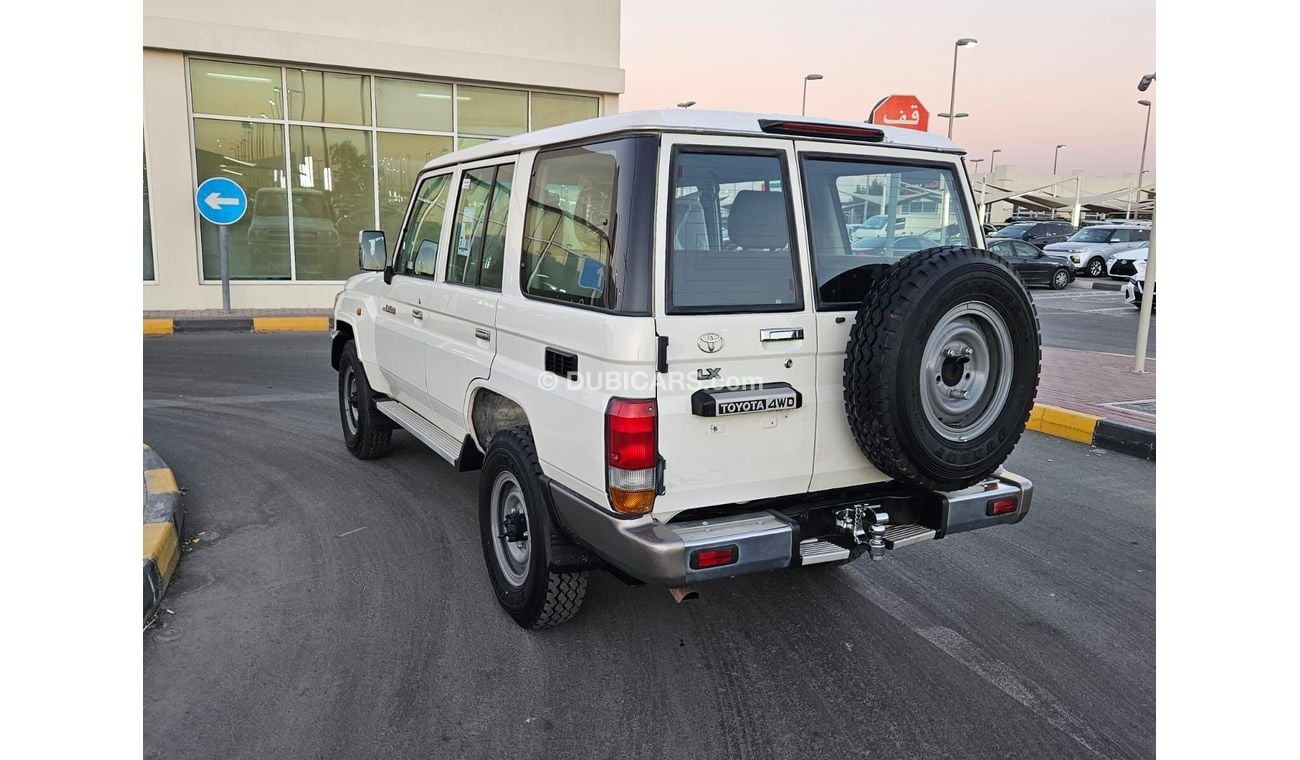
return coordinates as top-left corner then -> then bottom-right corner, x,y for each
144,0 -> 624,311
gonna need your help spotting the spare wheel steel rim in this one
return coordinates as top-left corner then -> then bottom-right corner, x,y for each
919,301 -> 1015,442
490,471 -> 531,586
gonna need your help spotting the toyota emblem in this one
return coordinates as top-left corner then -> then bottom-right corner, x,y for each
697,333 -> 724,353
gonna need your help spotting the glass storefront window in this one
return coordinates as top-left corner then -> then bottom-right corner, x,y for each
531,92 -> 599,130
144,143 -> 155,281
457,86 -> 527,137
287,69 -> 371,126
377,132 -> 454,242
376,77 -> 453,131
194,118 -> 290,280
187,58 -> 601,283
190,60 -> 283,119
288,126 -> 375,281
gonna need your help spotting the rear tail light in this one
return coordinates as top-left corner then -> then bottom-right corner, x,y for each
606,398 -> 658,515
987,497 -> 1017,516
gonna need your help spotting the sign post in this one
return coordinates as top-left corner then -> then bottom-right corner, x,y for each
194,177 -> 248,314
868,95 -> 930,132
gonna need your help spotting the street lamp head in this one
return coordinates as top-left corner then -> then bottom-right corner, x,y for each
957,37 -> 978,46
1056,144 -> 1067,149
804,73 -> 823,81
1138,99 -> 1151,107
1138,73 -> 1156,91
992,148 -> 1002,154
676,101 -> 696,109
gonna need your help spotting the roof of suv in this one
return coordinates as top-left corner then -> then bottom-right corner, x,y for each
424,109 -> 962,171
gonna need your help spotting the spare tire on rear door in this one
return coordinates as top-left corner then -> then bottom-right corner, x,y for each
843,246 -> 1041,491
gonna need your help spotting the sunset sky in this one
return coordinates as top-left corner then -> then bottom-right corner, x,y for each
621,0 -> 1155,178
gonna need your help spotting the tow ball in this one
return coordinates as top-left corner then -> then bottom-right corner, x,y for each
834,504 -> 890,560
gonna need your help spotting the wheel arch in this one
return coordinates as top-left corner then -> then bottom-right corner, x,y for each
331,320 -> 354,370
468,386 -> 532,455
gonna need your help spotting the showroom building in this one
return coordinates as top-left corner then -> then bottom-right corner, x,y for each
144,0 -> 624,310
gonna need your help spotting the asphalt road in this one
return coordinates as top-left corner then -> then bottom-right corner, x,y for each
1033,285 -> 1157,357
144,333 -> 1155,760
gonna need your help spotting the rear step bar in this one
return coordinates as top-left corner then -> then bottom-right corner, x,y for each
799,523 -> 938,565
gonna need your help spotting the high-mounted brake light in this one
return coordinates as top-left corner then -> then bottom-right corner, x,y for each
757,119 -> 886,142
606,398 -> 658,515
987,497 -> 1017,516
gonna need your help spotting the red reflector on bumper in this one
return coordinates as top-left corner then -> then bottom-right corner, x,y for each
987,497 -> 1017,516
689,545 -> 738,570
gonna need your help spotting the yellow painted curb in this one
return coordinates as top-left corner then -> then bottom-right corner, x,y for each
145,467 -> 179,496
143,521 -> 180,582
1026,403 -> 1100,444
253,316 -> 330,333
144,319 -> 174,335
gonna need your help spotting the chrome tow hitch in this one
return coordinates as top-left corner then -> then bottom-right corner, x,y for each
834,504 -> 890,560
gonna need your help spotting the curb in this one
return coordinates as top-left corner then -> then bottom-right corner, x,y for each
1078,280 -> 1124,291
1026,403 -> 1155,460
144,444 -> 183,624
143,316 -> 330,335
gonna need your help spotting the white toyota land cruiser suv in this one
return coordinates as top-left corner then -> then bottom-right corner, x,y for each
331,111 -> 1040,629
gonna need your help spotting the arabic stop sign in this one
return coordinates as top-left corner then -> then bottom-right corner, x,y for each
195,176 -> 248,225
868,95 -> 929,132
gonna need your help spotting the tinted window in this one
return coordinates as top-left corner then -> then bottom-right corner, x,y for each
1110,229 -> 1133,243
447,163 -> 513,290
1013,242 -> 1039,257
521,137 -> 656,313
668,151 -> 799,312
394,173 -> 452,277
803,157 -> 971,308
1133,228 -> 1150,241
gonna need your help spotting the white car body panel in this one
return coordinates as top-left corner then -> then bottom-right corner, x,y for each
332,110 -> 980,521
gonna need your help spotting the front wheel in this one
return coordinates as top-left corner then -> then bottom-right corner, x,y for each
338,341 -> 392,460
1087,257 -> 1106,277
479,427 -> 587,629
1050,268 -> 1070,290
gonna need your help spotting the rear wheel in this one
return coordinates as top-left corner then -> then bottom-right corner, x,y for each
1087,257 -> 1106,277
844,246 -> 1041,491
479,427 -> 587,629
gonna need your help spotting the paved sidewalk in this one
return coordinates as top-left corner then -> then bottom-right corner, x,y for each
1037,346 -> 1155,431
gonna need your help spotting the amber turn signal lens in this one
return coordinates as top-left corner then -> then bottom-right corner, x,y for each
609,487 -> 655,515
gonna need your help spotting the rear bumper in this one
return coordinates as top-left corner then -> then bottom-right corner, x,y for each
548,471 -> 1033,587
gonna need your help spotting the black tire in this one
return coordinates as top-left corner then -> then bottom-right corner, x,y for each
479,427 -> 587,629
338,340 -> 392,460
844,246 -> 1041,491
1087,257 -> 1106,278
1050,268 -> 1070,290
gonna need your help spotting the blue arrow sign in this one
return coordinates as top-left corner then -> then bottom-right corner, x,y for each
195,177 -> 248,225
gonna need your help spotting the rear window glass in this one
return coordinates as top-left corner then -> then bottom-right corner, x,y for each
667,151 -> 800,313
521,136 -> 656,314
801,157 -> 971,308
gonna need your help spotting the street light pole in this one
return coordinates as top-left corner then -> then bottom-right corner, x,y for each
986,149 -> 1002,223
1133,73 -> 1156,373
1053,144 -> 1066,175
802,74 -> 823,116
1134,100 -> 1153,219
947,38 -> 977,139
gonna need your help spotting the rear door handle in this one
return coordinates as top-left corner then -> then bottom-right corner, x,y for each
475,328 -> 491,342
411,309 -> 423,320
760,327 -> 804,342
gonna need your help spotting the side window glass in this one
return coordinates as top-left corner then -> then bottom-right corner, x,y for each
394,174 -> 451,277
478,165 -> 513,291
1110,229 -> 1132,243
1134,228 -> 1150,242
448,167 -> 496,286
668,151 -> 799,312
1016,242 -> 1038,257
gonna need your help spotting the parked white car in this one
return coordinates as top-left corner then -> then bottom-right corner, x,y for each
1122,259 -> 1153,309
330,110 -> 1038,628
1107,246 -> 1149,280
1044,222 -> 1151,277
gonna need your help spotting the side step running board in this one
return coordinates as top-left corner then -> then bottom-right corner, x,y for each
375,399 -> 461,465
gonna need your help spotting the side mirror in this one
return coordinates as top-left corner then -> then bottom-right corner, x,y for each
358,230 -> 387,272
